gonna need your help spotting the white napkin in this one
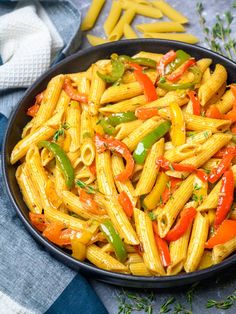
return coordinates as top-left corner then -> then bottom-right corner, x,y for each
0,2 -> 64,89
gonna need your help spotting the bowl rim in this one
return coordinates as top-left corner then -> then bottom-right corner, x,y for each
2,38 -> 236,286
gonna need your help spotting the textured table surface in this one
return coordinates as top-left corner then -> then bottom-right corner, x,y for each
72,1 -> 236,313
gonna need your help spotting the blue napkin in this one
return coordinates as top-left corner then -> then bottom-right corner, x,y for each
0,2 -> 107,313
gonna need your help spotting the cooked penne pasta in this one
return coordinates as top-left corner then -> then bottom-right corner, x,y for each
212,237 -> 236,264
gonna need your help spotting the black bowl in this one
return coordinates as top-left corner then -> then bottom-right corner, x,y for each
2,39 -> 236,288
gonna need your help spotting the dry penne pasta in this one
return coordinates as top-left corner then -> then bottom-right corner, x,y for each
103,1 -> 122,36
152,1 -> 188,23
144,33 -> 199,44
136,21 -> 185,33
81,0 -> 106,31
12,48 -> 236,276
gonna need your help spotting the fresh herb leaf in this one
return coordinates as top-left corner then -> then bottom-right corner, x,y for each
117,289 -> 155,314
148,212 -> 157,221
53,123 -> 70,142
193,183 -> 201,191
159,297 -> 175,313
76,179 -> 96,194
169,163 -> 175,171
206,290 -> 236,309
159,77 -> 166,83
186,282 -> 199,311
203,131 -> 209,139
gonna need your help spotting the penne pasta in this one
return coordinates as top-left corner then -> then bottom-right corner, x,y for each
86,34 -> 109,46
123,23 -> 138,39
109,8 -> 136,41
136,21 -> 185,33
144,33 -> 199,44
152,1 -> 188,23
81,0 -> 106,31
103,1 -> 122,36
120,0 -> 163,19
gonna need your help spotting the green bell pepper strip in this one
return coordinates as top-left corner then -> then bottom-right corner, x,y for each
97,59 -> 125,83
99,112 -> 137,135
165,50 -> 191,75
158,65 -> 202,91
38,141 -> 74,189
99,118 -> 116,135
100,220 -> 127,262
133,120 -> 171,164
108,112 -> 137,126
118,55 -> 157,68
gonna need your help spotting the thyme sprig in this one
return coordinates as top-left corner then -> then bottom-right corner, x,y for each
196,2 -> 236,60
117,289 -> 155,314
206,290 -> 236,310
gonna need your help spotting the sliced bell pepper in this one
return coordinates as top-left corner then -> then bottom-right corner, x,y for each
42,221 -> 65,246
205,219 -> 236,248
29,213 -> 47,232
152,222 -> 171,267
208,150 -> 236,183
95,133 -> 134,181
100,220 -> 127,262
158,65 -> 201,91
97,58 -> 125,83
214,169 -> 234,228
79,189 -> 106,215
118,55 -> 157,68
214,146 -> 236,158
206,105 -> 224,119
63,78 -> 88,103
167,58 -> 196,82
38,141 -> 74,189
165,207 -> 197,242
135,107 -> 159,120
170,102 -> 185,146
133,120 -> 171,164
187,90 -> 201,116
108,112 -> 137,126
157,50 -> 177,76
118,191 -> 133,218
129,62 -> 158,102
88,161 -> 96,176
156,156 -> 196,172
195,169 -> 208,182
164,49 -> 191,75
27,103 -> 40,118
161,177 -> 182,205
99,118 -> 116,135
27,92 -> 44,117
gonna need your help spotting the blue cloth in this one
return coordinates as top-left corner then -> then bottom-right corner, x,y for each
0,2 -> 107,314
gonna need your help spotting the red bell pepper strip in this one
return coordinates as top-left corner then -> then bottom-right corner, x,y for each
152,222 -> 171,267
118,191 -> 133,218
214,170 -> 234,228
208,150 -> 236,183
135,107 -> 159,120
27,92 -> 44,117
187,90 -> 201,116
95,133 -> 134,182
157,50 -> 177,76
167,59 -> 196,82
161,177 -> 182,205
88,161 -> 96,176
165,207 -> 197,242
129,62 -> 158,102
63,78 -> 88,103
156,156 -> 196,172
205,219 -> 236,248
214,146 -> 236,158
79,189 -> 106,215
29,213 -> 47,232
195,169 -> 208,182
42,221 -> 65,246
206,105 -> 224,119
59,229 -> 79,246
231,124 -> 236,134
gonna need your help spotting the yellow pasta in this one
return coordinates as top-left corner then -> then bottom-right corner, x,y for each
152,1 -> 188,23
136,21 -> 185,33
144,33 -> 199,44
86,34 -> 109,46
120,0 -> 163,19
184,212 -> 209,272
123,23 -> 138,39
103,1 -> 122,35
135,138 -> 164,196
66,101 -> 81,152
81,0 -> 106,31
109,8 -> 136,41
212,237 -> 236,264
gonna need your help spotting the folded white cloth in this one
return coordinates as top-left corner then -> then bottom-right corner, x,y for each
0,1 -> 63,89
